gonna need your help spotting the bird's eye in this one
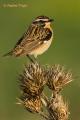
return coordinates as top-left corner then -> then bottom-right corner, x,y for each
39,20 -> 44,23
33,20 -> 45,26
33,20 -> 43,24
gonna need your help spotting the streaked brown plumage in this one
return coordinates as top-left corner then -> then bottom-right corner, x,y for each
4,15 -> 53,59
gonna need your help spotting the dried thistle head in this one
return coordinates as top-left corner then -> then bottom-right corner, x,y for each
18,95 -> 42,113
18,62 -> 72,119
47,94 -> 69,120
19,63 -> 46,97
46,65 -> 72,93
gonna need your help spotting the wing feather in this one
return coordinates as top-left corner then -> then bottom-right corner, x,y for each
13,25 -> 52,56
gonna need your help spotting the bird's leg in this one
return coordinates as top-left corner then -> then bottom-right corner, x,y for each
33,54 -> 38,63
27,54 -> 35,64
34,56 -> 37,62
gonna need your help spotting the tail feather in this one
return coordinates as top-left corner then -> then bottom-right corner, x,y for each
3,51 -> 13,57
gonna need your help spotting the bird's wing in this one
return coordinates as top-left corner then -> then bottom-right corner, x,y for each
14,25 -> 34,48
13,25 -> 52,55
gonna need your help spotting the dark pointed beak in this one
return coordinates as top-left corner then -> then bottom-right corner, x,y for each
49,19 -> 54,22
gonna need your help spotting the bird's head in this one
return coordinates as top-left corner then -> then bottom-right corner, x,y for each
32,15 -> 54,28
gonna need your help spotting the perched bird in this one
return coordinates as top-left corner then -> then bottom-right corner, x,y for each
3,15 -> 54,62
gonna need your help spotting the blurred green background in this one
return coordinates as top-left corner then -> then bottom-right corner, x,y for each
0,0 -> 80,120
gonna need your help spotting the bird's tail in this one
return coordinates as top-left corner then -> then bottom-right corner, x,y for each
3,51 -> 13,57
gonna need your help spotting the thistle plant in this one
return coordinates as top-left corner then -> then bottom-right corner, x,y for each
17,62 -> 72,120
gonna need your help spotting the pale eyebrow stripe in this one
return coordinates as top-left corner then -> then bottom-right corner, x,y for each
35,19 -> 48,22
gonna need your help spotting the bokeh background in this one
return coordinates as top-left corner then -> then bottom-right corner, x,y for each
0,0 -> 80,120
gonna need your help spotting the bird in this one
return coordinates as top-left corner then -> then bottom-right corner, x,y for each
3,15 -> 54,63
